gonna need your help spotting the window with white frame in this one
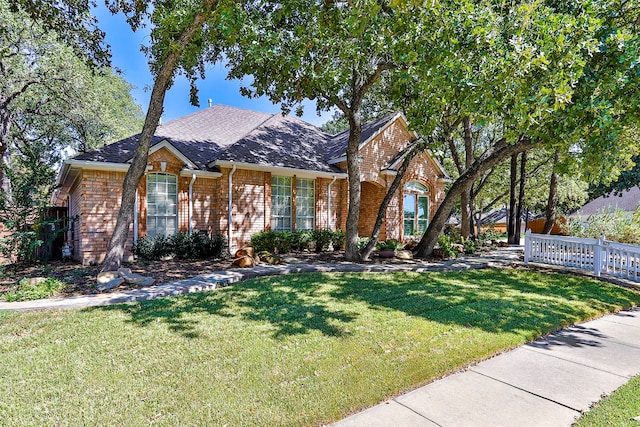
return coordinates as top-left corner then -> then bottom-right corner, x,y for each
296,178 -> 315,230
147,173 -> 178,238
403,181 -> 429,236
271,175 -> 292,231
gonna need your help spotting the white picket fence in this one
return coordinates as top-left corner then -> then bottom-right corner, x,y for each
524,230 -> 640,282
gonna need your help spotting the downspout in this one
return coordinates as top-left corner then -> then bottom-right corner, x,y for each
228,163 -> 237,254
327,176 -> 337,230
188,173 -> 196,233
133,189 -> 139,244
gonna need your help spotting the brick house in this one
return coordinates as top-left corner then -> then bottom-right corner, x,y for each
54,105 -> 450,264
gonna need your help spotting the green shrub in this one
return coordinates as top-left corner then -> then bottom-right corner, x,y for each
251,229 -> 346,253
291,230 -> 314,251
357,237 -> 370,250
436,234 -> 458,258
463,239 -> 477,254
132,232 -> 226,261
444,225 -> 462,244
478,228 -> 504,247
331,230 -> 346,251
376,239 -> 404,251
562,207 -> 640,245
1,277 -> 66,302
131,235 -> 173,260
311,229 -> 333,252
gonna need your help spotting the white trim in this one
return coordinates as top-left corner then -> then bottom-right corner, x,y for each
212,160 -> 347,180
63,159 -> 131,172
327,113 -> 411,164
147,139 -> 197,169
179,169 -> 222,179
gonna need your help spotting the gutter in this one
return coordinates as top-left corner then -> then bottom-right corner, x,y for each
327,176 -> 337,230
211,160 -> 347,180
188,174 -> 196,233
228,163 -> 237,255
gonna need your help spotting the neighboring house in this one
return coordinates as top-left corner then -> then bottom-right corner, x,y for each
478,207 -> 531,234
54,105 -> 450,265
574,186 -> 640,217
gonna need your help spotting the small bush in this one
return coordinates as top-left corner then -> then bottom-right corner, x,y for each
463,239 -> 477,254
131,235 -> 173,260
132,232 -> 226,261
444,225 -> 462,244
251,229 -> 347,254
376,239 -> 404,251
357,237 -> 370,250
331,230 -> 346,251
311,229 -> 333,252
436,234 -> 458,259
562,207 -> 640,245
1,277 -> 66,302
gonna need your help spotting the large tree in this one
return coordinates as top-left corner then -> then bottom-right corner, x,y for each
411,0 -> 640,256
0,4 -> 143,263
226,0 -> 427,261
100,0 -> 240,271
0,3 -> 142,193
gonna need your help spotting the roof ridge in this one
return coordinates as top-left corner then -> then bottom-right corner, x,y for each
158,104 -> 273,129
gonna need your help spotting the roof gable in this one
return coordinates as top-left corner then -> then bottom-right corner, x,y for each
325,113 -> 406,162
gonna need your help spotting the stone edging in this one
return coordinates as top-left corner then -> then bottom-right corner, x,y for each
0,253 -> 516,311
2,247 -> 636,312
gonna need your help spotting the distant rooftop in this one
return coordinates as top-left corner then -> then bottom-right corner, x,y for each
576,186 -> 640,216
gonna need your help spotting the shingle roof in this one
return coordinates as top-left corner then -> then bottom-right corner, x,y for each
325,113 -> 398,160
71,105 -> 398,174
215,114 -> 343,174
74,134 -> 165,163
576,186 -> 640,216
155,104 -> 272,147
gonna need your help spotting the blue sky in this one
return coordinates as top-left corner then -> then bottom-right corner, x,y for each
94,5 -> 334,127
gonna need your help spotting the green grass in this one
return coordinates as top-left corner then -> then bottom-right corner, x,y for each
0,269 -> 638,426
574,375 -> 640,426
1,276 -> 66,301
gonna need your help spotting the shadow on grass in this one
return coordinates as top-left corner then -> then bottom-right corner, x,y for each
94,275 -> 358,339
91,269 -> 640,341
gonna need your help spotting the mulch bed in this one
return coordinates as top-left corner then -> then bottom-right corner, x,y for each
0,251 -> 436,298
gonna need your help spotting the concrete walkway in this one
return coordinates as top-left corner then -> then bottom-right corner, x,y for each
334,307 -> 640,426
0,247 -> 522,311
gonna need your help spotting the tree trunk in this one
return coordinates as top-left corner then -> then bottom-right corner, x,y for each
344,110 -> 363,262
414,136 -> 537,257
460,117 -> 474,239
0,107 -> 11,196
514,150 -> 527,243
101,4 -> 216,272
460,187 -> 472,239
542,151 -> 560,234
361,139 -> 424,260
507,154 -> 518,244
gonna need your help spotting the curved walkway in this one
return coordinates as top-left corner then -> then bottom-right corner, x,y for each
0,247 -> 522,311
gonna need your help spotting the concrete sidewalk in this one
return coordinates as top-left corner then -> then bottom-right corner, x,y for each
334,307 -> 640,427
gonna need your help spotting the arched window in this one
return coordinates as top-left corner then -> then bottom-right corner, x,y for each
403,181 -> 429,236
147,173 -> 178,238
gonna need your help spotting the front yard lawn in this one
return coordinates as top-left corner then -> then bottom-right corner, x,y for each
1,269 -> 638,426
574,375 -> 640,426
